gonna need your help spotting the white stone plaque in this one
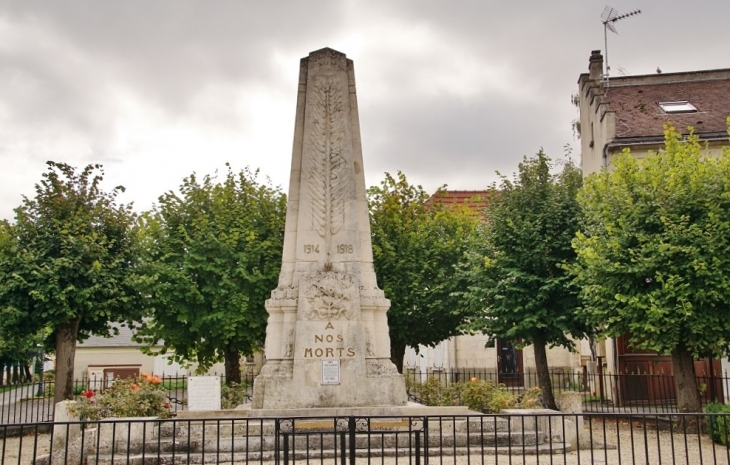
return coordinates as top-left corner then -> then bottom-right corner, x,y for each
187,376 -> 221,411
321,359 -> 340,385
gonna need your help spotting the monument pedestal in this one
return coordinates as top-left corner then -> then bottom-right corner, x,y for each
252,48 -> 407,410
252,359 -> 406,410
177,403 -> 475,420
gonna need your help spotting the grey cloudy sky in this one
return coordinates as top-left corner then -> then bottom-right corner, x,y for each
1,1 -> 728,219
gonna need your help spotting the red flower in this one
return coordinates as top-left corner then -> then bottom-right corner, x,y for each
164,402 -> 170,409
85,390 -> 94,398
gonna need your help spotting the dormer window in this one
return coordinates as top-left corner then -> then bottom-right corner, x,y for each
658,101 -> 698,113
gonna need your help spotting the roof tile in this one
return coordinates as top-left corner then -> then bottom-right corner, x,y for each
607,79 -> 730,138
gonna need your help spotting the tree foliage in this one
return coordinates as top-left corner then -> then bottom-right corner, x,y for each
0,162 -> 141,403
135,166 -> 286,384
572,122 -> 730,412
368,171 -> 479,372
457,151 -> 588,409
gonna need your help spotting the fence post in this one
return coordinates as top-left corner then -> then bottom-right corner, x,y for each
274,419 -> 280,465
348,417 -> 356,465
423,416 -> 429,465
283,432 -> 289,465
340,431 -> 346,465
596,356 -> 605,403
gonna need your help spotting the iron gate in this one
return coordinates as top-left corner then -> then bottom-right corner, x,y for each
275,416 -> 428,465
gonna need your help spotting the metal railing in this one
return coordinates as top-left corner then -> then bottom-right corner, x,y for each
2,412 -> 730,464
3,369 -> 728,425
404,369 -> 729,414
0,373 -> 256,425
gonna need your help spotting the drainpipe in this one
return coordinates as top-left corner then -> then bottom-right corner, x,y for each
454,337 -> 458,370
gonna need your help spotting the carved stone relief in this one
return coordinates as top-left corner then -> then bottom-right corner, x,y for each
366,360 -> 400,378
266,285 -> 298,308
302,272 -> 357,320
307,78 -> 348,241
359,286 -> 390,308
364,327 -> 375,357
283,327 -> 295,358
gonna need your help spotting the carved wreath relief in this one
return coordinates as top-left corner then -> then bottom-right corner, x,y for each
308,78 -> 348,241
302,272 -> 356,320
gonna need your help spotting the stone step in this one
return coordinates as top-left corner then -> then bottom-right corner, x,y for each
87,442 -> 573,465
158,416 -> 514,439
106,429 -> 541,457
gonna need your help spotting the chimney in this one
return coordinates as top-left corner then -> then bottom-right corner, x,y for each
589,50 -> 604,81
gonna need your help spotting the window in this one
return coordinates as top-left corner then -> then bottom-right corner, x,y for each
658,101 -> 698,113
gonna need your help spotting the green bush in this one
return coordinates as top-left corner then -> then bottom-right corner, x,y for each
405,376 -> 458,407
68,375 -> 171,421
405,376 -> 544,413
454,379 -> 517,413
517,387 -> 544,409
705,402 -> 730,445
221,382 -> 250,409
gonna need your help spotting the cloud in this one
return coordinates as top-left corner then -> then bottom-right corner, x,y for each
1,0 -> 729,219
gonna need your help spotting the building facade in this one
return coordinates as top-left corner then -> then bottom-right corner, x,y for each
577,50 -> 730,404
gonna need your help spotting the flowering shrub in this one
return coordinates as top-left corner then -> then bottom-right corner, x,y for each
68,374 -> 171,421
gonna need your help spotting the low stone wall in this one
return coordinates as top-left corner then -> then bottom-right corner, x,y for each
500,390 -> 587,451
38,401 -> 159,464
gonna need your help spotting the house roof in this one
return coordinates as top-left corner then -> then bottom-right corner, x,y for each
77,324 -> 146,348
427,190 -> 492,213
606,78 -> 730,139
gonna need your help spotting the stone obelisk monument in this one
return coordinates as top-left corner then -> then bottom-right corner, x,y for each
251,48 -> 407,410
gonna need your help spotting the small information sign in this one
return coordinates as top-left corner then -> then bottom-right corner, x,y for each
187,376 -> 222,411
321,359 -> 340,385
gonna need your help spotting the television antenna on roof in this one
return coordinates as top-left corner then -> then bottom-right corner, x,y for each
601,6 -> 641,80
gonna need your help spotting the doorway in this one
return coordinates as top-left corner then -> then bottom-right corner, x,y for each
497,339 -> 523,387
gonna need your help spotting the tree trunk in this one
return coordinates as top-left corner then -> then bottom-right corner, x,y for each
0,362 -> 4,386
533,338 -> 558,410
390,340 -> 406,374
54,318 -> 82,405
24,364 -> 32,383
671,347 -> 702,413
223,345 -> 241,386
12,364 -> 19,384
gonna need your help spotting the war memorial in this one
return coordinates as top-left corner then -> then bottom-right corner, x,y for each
250,47 -> 408,412
16,48 -> 710,465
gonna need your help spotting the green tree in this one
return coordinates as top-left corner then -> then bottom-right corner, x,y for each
572,123 -> 730,413
0,162 -> 142,404
368,171 -> 479,372
457,151 -> 588,410
0,328 -> 39,385
135,166 -> 286,385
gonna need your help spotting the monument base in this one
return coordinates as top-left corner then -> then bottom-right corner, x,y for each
176,402 -> 477,420
251,359 -> 407,410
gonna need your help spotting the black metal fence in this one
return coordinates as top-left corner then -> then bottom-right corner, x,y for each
0,374 -> 256,425
2,413 -> 730,464
405,369 -> 730,414
3,370 -> 729,425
